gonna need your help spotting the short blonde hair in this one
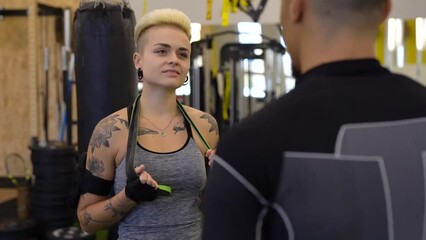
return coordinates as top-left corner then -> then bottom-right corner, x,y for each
134,8 -> 192,47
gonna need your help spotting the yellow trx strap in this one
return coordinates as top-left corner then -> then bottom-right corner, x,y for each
142,0 -> 148,15
231,0 -> 238,13
240,0 -> 249,7
222,70 -> 231,121
221,0 -> 230,26
207,0 -> 213,20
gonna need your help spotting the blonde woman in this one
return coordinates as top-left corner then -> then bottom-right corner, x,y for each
77,8 -> 219,240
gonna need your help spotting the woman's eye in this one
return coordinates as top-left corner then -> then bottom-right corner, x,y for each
156,49 -> 167,54
179,53 -> 188,58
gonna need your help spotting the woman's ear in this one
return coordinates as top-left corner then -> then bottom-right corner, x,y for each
133,52 -> 142,69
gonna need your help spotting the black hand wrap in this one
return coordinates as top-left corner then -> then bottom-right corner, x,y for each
125,178 -> 158,203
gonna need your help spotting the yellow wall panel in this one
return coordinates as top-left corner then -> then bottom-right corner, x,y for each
405,19 -> 417,64
376,23 -> 386,65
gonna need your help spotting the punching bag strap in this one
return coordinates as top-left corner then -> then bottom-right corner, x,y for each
125,93 -> 141,183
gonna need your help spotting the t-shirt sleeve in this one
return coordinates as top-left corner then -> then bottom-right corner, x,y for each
202,154 -> 262,240
202,126 -> 264,240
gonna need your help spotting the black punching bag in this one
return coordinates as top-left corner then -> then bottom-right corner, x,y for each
74,1 -> 137,154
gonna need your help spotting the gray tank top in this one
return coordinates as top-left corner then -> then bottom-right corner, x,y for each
113,123 -> 206,240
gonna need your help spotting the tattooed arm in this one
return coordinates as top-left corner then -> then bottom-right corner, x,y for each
76,110 -> 137,233
199,112 -> 220,152
185,106 -> 220,155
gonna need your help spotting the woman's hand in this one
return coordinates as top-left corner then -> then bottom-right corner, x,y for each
125,164 -> 159,202
135,164 -> 158,189
205,149 -> 216,166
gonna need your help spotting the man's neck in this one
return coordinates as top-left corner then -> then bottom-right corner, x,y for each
299,29 -> 377,74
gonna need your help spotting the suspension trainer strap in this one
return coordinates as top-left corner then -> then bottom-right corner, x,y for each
126,93 -> 142,182
176,100 -> 211,150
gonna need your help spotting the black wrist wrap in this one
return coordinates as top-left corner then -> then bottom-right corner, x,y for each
125,178 -> 158,202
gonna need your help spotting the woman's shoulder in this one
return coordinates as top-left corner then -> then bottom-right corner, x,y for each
88,107 -> 129,167
181,105 -> 202,115
181,105 -> 213,118
182,106 -> 216,126
95,107 -> 129,127
91,107 -> 129,150
181,105 -> 219,150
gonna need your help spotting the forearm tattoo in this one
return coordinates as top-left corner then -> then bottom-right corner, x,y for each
200,114 -> 219,134
105,199 -> 126,218
89,114 -> 126,153
87,156 -> 105,177
82,210 -> 110,226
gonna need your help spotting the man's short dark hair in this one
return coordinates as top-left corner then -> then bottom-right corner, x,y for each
312,0 -> 388,27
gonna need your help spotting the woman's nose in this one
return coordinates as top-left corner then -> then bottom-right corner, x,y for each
168,54 -> 179,65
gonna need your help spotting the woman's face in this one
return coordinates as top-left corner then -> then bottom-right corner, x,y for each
134,24 -> 191,90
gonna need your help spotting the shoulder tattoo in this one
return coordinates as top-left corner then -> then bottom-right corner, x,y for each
89,114 -> 126,153
200,114 -> 219,134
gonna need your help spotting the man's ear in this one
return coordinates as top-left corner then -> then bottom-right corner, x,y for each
289,0 -> 304,23
381,0 -> 392,24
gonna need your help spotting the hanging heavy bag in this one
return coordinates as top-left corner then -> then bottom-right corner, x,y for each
74,0 -> 138,155
68,152 -> 87,209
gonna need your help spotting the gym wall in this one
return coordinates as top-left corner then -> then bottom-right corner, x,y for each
0,0 -> 80,176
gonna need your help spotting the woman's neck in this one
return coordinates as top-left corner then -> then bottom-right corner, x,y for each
139,90 -> 178,117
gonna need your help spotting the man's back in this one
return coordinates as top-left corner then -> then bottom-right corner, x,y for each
202,59 -> 426,239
